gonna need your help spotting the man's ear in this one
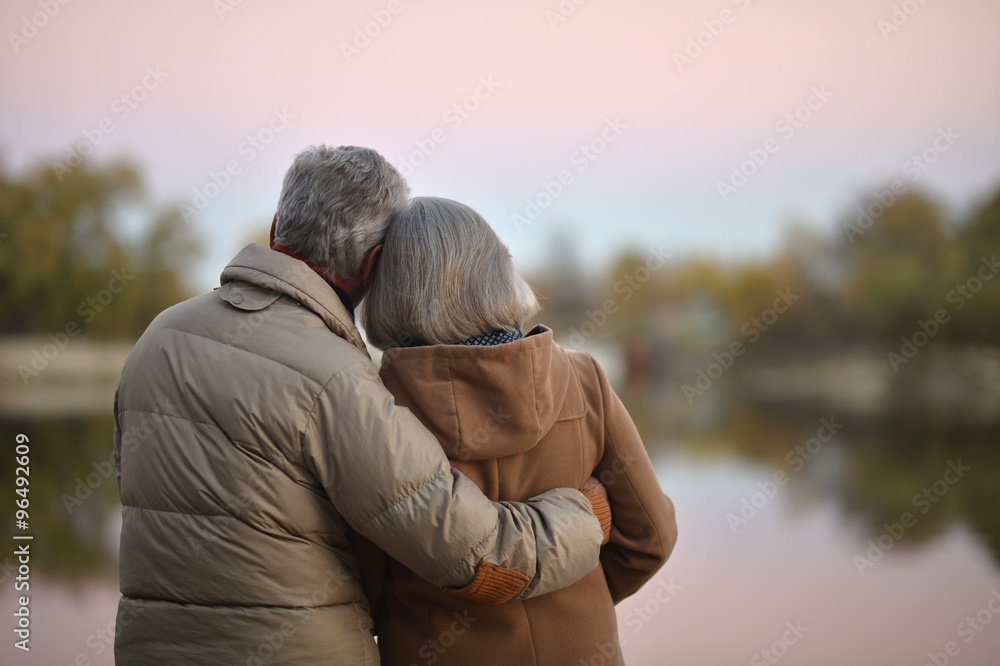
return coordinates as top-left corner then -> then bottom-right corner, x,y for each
269,213 -> 278,248
360,244 -> 383,287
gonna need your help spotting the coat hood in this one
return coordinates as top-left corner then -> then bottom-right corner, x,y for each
377,327 -> 587,460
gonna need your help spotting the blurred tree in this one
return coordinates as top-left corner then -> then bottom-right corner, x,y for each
838,192 -> 961,343
0,157 -> 199,338
951,188 -> 1000,343
772,222 -> 858,349
525,229 -> 592,334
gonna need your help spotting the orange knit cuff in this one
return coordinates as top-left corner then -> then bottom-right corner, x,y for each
582,486 -> 612,545
444,560 -> 530,605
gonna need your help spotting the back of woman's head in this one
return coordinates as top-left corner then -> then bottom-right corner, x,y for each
362,196 -> 539,350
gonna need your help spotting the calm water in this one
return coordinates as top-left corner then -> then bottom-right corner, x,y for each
2,396 -> 999,665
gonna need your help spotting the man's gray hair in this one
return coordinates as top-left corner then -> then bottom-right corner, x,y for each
362,197 -> 540,350
273,145 -> 409,279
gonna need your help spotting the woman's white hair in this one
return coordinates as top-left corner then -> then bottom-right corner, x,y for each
362,196 -> 540,350
273,145 -> 409,279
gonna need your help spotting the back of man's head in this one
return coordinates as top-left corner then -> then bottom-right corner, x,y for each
274,145 -> 409,280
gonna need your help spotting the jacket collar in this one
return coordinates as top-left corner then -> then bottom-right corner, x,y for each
219,243 -> 369,357
270,244 -> 355,319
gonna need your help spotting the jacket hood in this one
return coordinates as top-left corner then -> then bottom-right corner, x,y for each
377,327 -> 586,460
218,243 -> 368,356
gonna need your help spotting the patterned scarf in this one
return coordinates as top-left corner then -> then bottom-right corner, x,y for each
400,329 -> 523,348
458,330 -> 523,346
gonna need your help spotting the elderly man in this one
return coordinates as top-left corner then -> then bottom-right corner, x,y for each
113,145 -> 611,664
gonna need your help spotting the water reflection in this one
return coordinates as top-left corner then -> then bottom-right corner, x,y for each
3,388 -> 997,579
2,382 -> 999,664
0,416 -> 119,580
618,384 -> 1000,570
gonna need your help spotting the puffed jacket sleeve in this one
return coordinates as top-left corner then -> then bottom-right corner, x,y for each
302,359 -> 609,603
589,356 -> 678,604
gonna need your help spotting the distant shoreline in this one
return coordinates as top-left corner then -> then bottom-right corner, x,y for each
3,337 -> 998,428
0,337 -> 133,417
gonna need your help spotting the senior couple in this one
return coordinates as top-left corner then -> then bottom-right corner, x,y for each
113,145 -> 677,665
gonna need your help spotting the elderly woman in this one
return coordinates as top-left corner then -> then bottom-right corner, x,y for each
356,196 -> 678,666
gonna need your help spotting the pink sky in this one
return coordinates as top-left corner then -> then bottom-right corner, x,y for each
2,0 -> 999,285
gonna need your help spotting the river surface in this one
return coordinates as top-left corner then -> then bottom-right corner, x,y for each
1,394 -> 998,665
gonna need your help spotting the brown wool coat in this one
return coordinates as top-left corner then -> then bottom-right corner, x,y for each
353,327 -> 678,666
